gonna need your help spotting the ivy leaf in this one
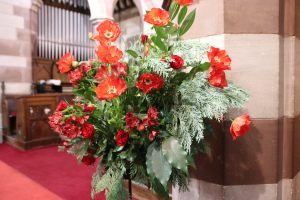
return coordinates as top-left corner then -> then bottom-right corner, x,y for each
179,9 -> 196,36
151,36 -> 167,52
162,137 -> 188,172
126,49 -> 138,58
169,1 -> 180,20
178,6 -> 188,25
154,26 -> 167,39
148,144 -> 172,186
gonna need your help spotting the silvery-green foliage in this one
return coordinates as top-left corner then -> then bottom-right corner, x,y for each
142,58 -> 172,78
171,105 -> 205,152
172,39 -> 210,66
173,72 -> 249,152
91,165 -> 127,200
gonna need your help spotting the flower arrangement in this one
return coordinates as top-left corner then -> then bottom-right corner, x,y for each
48,0 -> 251,199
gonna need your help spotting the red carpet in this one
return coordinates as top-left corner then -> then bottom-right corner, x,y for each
0,144 -> 106,200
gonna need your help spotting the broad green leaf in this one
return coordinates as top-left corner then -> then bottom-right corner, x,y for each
151,36 -> 167,52
169,1 -> 180,20
150,145 -> 172,186
178,6 -> 188,25
146,142 -> 156,175
154,26 -> 167,39
162,137 -> 188,172
126,49 -> 138,58
188,62 -> 211,78
179,9 -> 196,36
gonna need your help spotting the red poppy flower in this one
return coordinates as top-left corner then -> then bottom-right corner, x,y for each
208,47 -> 231,70
95,20 -> 121,45
56,100 -> 68,111
96,45 -> 123,64
82,155 -> 96,165
95,76 -> 127,101
230,114 -> 251,140
125,112 -> 140,130
95,65 -> 108,81
208,68 -> 228,89
175,0 -> 193,6
141,34 -> 148,44
83,104 -> 95,113
82,122 -> 95,139
144,8 -> 170,27
68,67 -> 83,85
112,62 -> 128,77
57,52 -> 75,73
170,55 -> 184,70
136,73 -> 164,94
116,129 -> 129,146
148,130 -> 159,141
147,107 -> 159,120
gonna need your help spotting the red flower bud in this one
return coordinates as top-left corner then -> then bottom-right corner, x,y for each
170,55 -> 184,70
116,129 -> 129,146
140,34 -> 148,44
83,104 -> 95,113
82,122 -> 95,139
56,100 -> 68,111
148,130 -> 159,141
81,155 -> 96,165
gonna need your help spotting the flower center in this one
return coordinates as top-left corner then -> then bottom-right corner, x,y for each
214,56 -> 221,63
108,86 -> 117,94
144,78 -> 152,85
153,17 -> 162,23
104,31 -> 113,39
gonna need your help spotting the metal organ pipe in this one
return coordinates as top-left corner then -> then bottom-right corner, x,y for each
37,1 -> 94,61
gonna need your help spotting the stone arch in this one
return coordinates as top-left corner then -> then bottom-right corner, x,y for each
87,0 -> 163,33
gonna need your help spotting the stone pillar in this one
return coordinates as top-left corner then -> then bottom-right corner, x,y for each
0,0 -> 36,143
174,0 -> 298,199
87,0 -> 117,31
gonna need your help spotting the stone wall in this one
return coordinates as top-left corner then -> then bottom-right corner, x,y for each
0,0 -> 38,143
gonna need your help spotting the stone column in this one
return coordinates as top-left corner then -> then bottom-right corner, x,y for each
173,0 -> 298,199
0,0 -> 35,143
87,0 -> 117,31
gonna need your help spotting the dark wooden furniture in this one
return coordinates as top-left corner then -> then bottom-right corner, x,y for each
2,92 -> 73,150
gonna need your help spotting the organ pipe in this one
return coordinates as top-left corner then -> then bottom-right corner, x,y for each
37,1 -> 94,61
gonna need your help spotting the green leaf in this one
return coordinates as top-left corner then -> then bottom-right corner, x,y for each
151,177 -> 170,198
146,143 -> 156,175
113,146 -> 124,152
154,26 -> 167,39
188,62 -> 211,78
151,36 -> 167,52
169,1 -> 180,20
151,146 -> 172,186
178,6 -> 188,25
179,9 -> 196,36
126,49 -> 138,58
162,137 -> 188,172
